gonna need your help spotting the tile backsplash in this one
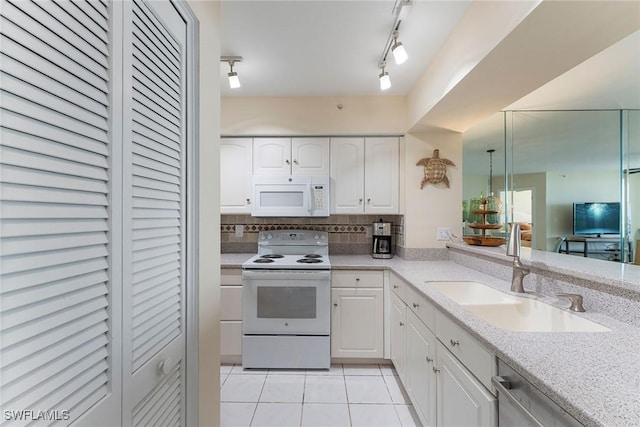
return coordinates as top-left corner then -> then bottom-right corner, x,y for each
221,214 -> 404,254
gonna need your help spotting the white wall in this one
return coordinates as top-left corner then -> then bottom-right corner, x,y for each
546,171 -> 619,249
512,173 -> 546,249
221,96 -> 407,135
403,131 -> 463,248
187,0 -> 221,425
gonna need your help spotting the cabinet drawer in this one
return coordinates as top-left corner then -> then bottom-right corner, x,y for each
390,272 -> 407,300
221,268 -> 242,285
332,270 -> 383,288
221,285 -> 242,320
405,285 -> 435,331
221,321 -> 242,357
435,310 -> 496,392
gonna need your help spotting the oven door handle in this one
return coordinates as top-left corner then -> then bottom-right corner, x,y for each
491,376 -> 544,427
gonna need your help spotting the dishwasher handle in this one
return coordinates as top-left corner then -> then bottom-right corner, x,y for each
491,376 -> 544,427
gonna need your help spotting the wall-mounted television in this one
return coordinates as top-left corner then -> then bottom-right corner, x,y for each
572,202 -> 621,236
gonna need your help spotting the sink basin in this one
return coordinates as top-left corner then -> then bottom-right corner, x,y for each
425,281 -> 610,332
425,281 -> 520,305
465,299 -> 610,332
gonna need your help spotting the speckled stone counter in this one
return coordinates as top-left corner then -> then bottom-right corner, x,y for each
221,250 -> 640,426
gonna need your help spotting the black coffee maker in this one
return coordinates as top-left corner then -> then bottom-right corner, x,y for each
372,219 -> 393,259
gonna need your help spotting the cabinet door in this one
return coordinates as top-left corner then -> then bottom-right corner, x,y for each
436,341 -> 497,427
292,137 -> 329,175
253,137 -> 291,175
330,137 -> 365,214
406,310 -> 437,427
331,288 -> 384,358
364,137 -> 399,214
221,138 -> 253,213
390,294 -> 407,382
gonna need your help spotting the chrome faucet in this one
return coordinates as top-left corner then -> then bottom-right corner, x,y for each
507,223 -> 530,293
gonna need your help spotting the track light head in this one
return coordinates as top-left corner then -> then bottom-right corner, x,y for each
221,56 -> 243,89
392,31 -> 408,65
379,64 -> 391,91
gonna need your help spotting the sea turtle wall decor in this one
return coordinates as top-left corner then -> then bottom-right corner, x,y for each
417,149 -> 455,189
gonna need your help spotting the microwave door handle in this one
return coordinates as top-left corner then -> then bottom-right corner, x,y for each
306,184 -> 312,213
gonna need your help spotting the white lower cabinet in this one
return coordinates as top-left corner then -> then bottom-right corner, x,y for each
390,273 -> 496,427
221,268 -> 243,360
390,293 -> 407,382
406,309 -> 437,427
331,270 -> 384,358
436,341 -> 497,427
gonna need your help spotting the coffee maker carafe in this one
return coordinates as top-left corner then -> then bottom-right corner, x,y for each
372,219 -> 393,259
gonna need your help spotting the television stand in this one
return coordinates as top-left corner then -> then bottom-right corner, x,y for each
560,235 -> 632,262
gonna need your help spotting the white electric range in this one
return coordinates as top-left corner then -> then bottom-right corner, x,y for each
241,230 -> 331,369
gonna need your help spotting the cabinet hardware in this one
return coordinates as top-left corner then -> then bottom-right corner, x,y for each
293,159 -> 298,164
426,357 -> 433,363
246,198 -> 250,204
334,303 -> 338,307
399,322 -> 404,326
450,339 -> 460,347
433,366 -> 440,373
286,159 -> 291,165
393,285 -> 399,289
367,198 -> 371,204
359,198 -> 363,204
412,303 -> 419,308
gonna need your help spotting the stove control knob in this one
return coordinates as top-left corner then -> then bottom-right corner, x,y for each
260,233 -> 267,240
313,234 -> 319,240
266,233 -> 273,240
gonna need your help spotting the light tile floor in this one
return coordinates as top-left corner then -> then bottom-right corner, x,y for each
220,363 -> 422,427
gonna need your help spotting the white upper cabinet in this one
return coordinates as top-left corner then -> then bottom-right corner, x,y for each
253,137 -> 329,175
292,137 -> 330,175
365,137 -> 399,214
330,137 -> 399,214
221,138 -> 253,213
330,137 -> 366,214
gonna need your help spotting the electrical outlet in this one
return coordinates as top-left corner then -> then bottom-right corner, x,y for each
436,227 -> 450,241
235,224 -> 244,238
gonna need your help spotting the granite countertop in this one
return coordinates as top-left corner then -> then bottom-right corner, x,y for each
220,252 -> 640,426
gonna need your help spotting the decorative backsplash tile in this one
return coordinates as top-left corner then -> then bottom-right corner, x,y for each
221,214 -> 404,254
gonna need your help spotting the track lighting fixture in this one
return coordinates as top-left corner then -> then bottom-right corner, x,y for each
391,30 -> 408,65
379,64 -> 391,91
375,1 -> 412,90
221,56 -> 242,89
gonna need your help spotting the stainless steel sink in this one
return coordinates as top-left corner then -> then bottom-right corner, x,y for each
425,281 -> 610,332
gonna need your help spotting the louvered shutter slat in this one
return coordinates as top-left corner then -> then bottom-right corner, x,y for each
133,235 -> 180,252
2,74 -> 108,132
33,0 -> 109,57
132,275 -> 179,300
133,323 -> 179,367
1,145 -> 108,180
1,61 -> 108,120
52,0 -> 108,43
133,198 -> 180,211
133,120 -> 181,154
132,364 -> 181,427
1,15 -> 108,92
1,297 -> 108,348
1,310 -> 108,366
132,2 -> 179,61
132,109 -> 181,147
0,35 -> 107,105
0,3 -> 111,419
8,0 -> 108,69
1,270 -> 107,309
2,335 -> 108,398
138,370 -> 180,426
133,244 -> 181,263
1,128 -> 108,168
132,83 -> 180,121
132,260 -> 180,285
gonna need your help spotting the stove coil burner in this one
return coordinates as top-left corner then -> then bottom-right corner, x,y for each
260,254 -> 284,259
253,258 -> 275,263
303,254 -> 323,259
296,258 -> 323,264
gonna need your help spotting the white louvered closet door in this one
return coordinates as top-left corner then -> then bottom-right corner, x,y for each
121,1 -> 188,426
0,0 -> 121,425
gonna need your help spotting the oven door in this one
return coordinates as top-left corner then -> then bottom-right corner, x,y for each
242,270 -> 330,335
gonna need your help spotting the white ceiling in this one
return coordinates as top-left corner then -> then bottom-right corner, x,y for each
219,0 -> 471,96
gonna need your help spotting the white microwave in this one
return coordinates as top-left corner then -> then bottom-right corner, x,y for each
252,175 -> 330,217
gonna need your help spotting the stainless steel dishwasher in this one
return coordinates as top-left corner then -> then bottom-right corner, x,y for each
492,359 -> 584,426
